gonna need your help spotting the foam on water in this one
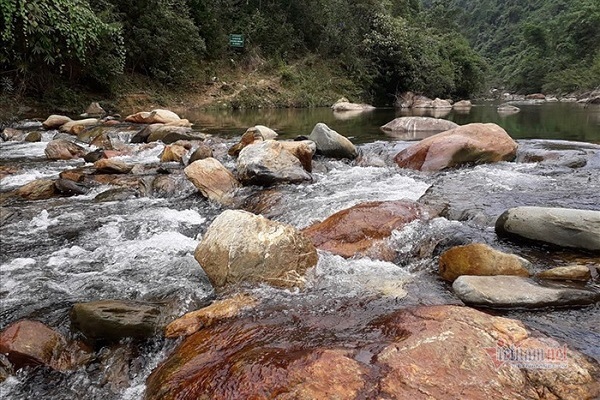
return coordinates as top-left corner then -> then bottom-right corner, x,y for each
0,167 -> 65,189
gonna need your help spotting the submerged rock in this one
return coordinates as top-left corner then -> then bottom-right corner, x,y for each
71,300 -> 163,342
303,200 -> 429,259
495,206 -> 600,251
497,104 -> 520,114
308,122 -> 357,159
194,210 -> 318,289
184,158 -> 239,205
439,243 -> 531,282
146,305 -> 600,400
453,275 -> 600,308
394,123 -> 518,171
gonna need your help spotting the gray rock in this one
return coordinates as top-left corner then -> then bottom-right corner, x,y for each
453,275 -> 600,308
496,207 -> 600,251
381,117 -> 458,133
308,123 -> 357,159
237,140 -> 312,186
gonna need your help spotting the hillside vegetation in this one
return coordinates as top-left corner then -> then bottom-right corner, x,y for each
424,0 -> 600,94
1,0 -> 485,108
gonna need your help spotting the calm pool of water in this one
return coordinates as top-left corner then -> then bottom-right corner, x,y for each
175,102 -> 600,144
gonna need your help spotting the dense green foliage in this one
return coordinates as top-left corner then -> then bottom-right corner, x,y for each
425,0 -> 600,93
2,0 -> 488,105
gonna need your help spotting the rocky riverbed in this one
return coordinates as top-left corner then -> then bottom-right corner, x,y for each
0,110 -> 599,399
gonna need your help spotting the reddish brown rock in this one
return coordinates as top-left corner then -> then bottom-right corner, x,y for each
0,320 -> 66,370
439,243 -> 531,282
146,305 -> 600,400
228,128 -> 264,157
302,200 -> 428,259
165,294 -> 259,338
45,139 -> 87,160
15,179 -> 56,200
394,123 -> 518,171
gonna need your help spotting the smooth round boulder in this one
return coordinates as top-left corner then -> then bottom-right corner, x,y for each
497,104 -> 520,114
453,275 -> 600,308
194,210 -> 318,289
42,115 -> 72,130
60,118 -> 99,135
125,109 -> 181,124
394,123 -> 518,171
93,158 -> 133,174
331,101 -> 375,112
452,100 -> 472,109
495,207 -> 600,251
308,122 -> 357,159
439,243 -> 531,282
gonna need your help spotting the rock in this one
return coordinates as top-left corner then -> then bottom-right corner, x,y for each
537,265 -> 592,281
146,126 -> 202,144
228,127 -> 264,157
184,158 -> 239,205
0,320 -> 66,370
194,210 -> 318,289
431,98 -> 452,108
252,125 -> 278,140
495,207 -> 600,251
308,123 -> 357,159
380,116 -> 458,133
24,131 -> 42,142
54,178 -> 88,196
279,140 -> 316,172
188,143 -> 213,164
412,96 -> 434,108
84,149 -> 108,163
497,104 -> 520,114
331,101 -> 375,112
394,123 -> 518,171
453,100 -> 472,109
151,174 -> 187,197
15,179 -> 56,200
60,118 -> 99,135
1,128 -> 26,141
94,188 -> 139,202
70,300 -> 163,341
125,109 -> 181,124
77,126 -> 112,144
84,102 -> 105,117
303,200 -> 429,259
42,115 -> 72,130
453,275 -> 600,308
145,305 -> 600,400
236,140 -> 312,186
526,93 -> 546,100
45,139 -> 87,160
93,158 -> 133,174
160,144 -> 188,163
439,243 -> 531,282
165,294 -> 259,338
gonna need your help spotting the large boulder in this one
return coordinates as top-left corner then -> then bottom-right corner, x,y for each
453,275 -> 600,308
146,305 -> 600,400
453,100 -> 472,109
236,140 -> 312,186
194,210 -> 318,289
125,109 -> 181,124
308,123 -> 357,159
15,179 -> 56,200
45,139 -> 87,160
303,200 -> 429,259
184,158 -> 240,205
380,116 -> 458,133
495,207 -> 600,251
60,118 -> 99,135
439,243 -> 531,282
394,123 -> 518,171
331,101 -> 375,112
70,300 -> 163,341
279,140 -> 316,172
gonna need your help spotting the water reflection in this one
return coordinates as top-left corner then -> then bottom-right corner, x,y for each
177,102 -> 600,144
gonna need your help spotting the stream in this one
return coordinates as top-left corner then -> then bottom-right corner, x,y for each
0,102 -> 599,399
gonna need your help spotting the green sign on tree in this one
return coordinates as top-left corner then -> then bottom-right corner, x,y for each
229,34 -> 245,48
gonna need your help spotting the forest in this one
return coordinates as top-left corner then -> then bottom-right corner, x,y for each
1,0 -> 598,107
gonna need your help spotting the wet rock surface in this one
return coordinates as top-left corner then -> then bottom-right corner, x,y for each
146,305 -> 600,400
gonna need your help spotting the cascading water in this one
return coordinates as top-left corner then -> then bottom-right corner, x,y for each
1,105 -> 599,399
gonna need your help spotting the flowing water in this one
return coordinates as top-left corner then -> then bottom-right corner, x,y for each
1,102 -> 599,398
